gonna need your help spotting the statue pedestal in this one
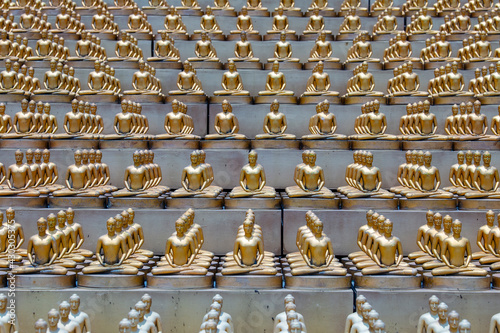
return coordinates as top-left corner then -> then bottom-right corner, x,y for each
299,95 -> 341,104
165,192 -> 225,209
0,93 -> 31,102
351,139 -> 400,150
99,139 -> 149,149
224,61 -> 262,69
31,93 -> 75,103
146,272 -> 215,289
0,196 -> 47,208
458,198 -> 500,210
299,33 -> 334,41
120,94 -> 164,103
344,61 -> 382,70
454,140 -> 500,151
144,61 -> 183,69
104,60 -> 139,69
264,62 -> 302,70
175,8 -> 203,16
343,96 -> 386,104
339,8 -> 369,16
226,33 -> 262,41
387,95 -> 430,105
224,193 -> 281,209
384,60 -> 423,70
0,138 -> 48,149
398,197 -> 457,210
301,139 -> 350,150
156,31 -> 189,40
424,61 -> 462,70
107,7 -> 134,15
126,32 -> 154,40
107,195 -> 166,209
50,138 -> 99,149
336,32 -> 367,41
401,140 -> 453,151
77,94 -> 119,103
77,272 -> 145,288
283,271 -> 351,289
165,95 -> 207,103
201,139 -> 251,149
478,96 -> 500,105
432,95 -> 475,105
48,195 -> 107,208
303,61 -> 342,70
190,33 -> 225,41
251,139 -> 300,149
339,196 -> 399,210
493,273 -> 500,289
190,61 -> 224,69
210,95 -> 253,104
254,95 -> 297,104
464,61 -> 496,70
263,33 -> 298,41
211,9 -> 237,16
423,272 -> 491,290
150,139 -> 200,149
353,271 -> 422,289
445,32 -> 475,41
215,271 -> 282,289
86,32 -> 118,40
281,193 -> 340,209
142,7 -> 170,15
16,272 -> 76,289
244,9 -> 270,16
372,32 -> 403,41
271,9 -> 303,17
304,9 -> 337,17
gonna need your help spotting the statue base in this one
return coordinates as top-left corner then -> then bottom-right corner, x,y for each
224,194 -> 281,209
120,94 -> 164,103
226,33 -> 262,41
89,32 -> 118,40
464,61 -> 496,70
446,32 -> 476,41
423,272 -> 491,290
299,95 -> 341,104
49,138 -> 99,149
336,33 -> 367,41
372,32 -> 404,41
99,139 -> 149,149
281,193 -> 340,209
107,7 -> 134,15
478,96 -> 500,105
189,61 -> 224,69
301,139 -> 349,150
0,272 -> 5,287
263,33 -> 298,41
353,272 -> 422,289
0,196 -> 47,208
371,7 -> 402,15
458,198 -> 500,210
351,139 -> 400,150
303,61 -> 342,70
16,272 -> 76,289
338,8 -> 369,16
251,139 -> 300,149
254,96 -> 297,104
32,93 -> 75,103
387,95 -> 430,105
150,139 -> 200,149
264,62 -> 302,70
299,33 -> 334,41
454,140 -> 500,150
165,192 -> 225,209
433,95 -> 475,105
402,140 -> 453,151
126,32 -> 154,40
48,195 -> 107,208
339,196 -> 398,210
0,93 -> 28,102
175,8 -> 203,16
142,7 -> 170,15
493,273 -> 500,289
344,61 -> 382,70
0,138 -> 48,149
271,9 -> 303,17
304,9 -> 337,17
224,61 -> 262,69
77,94 -> 119,103
165,95 -> 207,103
190,33 -> 225,41
399,197 -> 457,210
156,32 -> 189,40
211,9 -> 237,16
210,95 -> 253,104
343,96 -> 386,104
107,195 -> 166,209
105,60 -> 139,69
384,60 -> 423,70
77,272 -> 145,288
244,9 -> 270,16
283,272 -> 351,289
404,7 -> 436,16
215,272 -> 282,289
146,272 -> 214,289
424,61 -> 461,70
144,61 -> 182,69
201,139 -> 251,149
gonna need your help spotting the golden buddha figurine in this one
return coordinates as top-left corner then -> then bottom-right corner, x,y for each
285,150 -> 335,198
417,295 -> 441,333
0,150 -> 40,196
430,61 -> 474,97
152,212 -> 211,275
212,0 -> 234,11
164,6 -> 187,34
386,62 -> 428,97
458,100 -> 493,140
258,61 -> 294,97
308,31 -> 340,64
127,7 -> 152,33
339,9 -> 362,34
156,99 -> 199,139
246,0 -> 268,11
304,8 -> 332,35
213,61 -> 249,96
81,217 -> 140,275
384,33 -> 418,63
229,150 -> 276,198
407,8 -> 435,34
345,62 -> 384,97
205,100 -> 246,140
468,210 -> 496,260
169,60 -> 205,96
301,62 -> 339,99
302,100 -> 346,140
12,218 -> 67,275
178,0 -> 201,10
123,61 -> 164,98
108,31 -> 140,61
350,100 -> 397,139
147,31 -> 180,62
267,32 -> 299,63
33,59 -> 72,96
171,150 -> 223,198
338,151 -> 395,198
399,101 -> 448,140
230,7 -> 259,36
229,32 -> 260,63
139,294 -> 163,333
255,99 -> 296,140
188,32 -> 220,63
462,151 -> 500,198
221,211 -> 277,275
426,33 -> 458,63
267,6 -> 295,35
194,6 -> 223,35
79,61 -> 120,96
0,59 -> 27,96
372,8 -> 399,35
287,212 -> 346,276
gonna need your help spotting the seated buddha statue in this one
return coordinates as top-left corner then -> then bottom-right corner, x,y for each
308,31 -> 340,63
302,100 -> 346,139
258,61 -> 294,96
213,60 -> 249,96
169,61 -> 205,96
156,99 -> 200,140
229,150 -> 276,198
302,62 -> 339,98
188,32 -> 220,63
228,32 -> 260,63
255,99 -> 296,140
267,6 -> 296,36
